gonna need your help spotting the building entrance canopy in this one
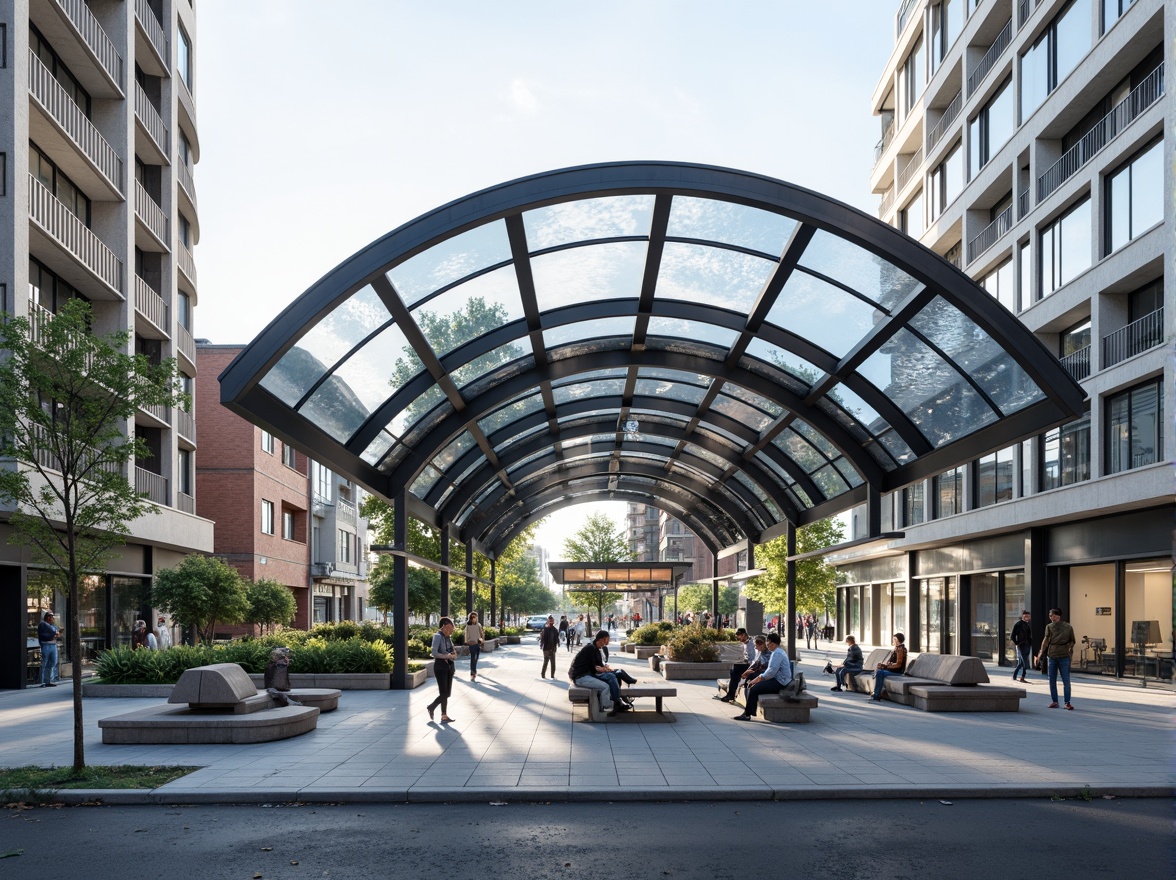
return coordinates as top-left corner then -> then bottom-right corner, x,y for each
548,562 -> 695,593
220,162 -> 1085,557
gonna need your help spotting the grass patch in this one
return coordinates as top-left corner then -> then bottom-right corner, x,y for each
0,765 -> 196,790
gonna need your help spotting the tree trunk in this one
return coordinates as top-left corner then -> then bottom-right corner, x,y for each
69,569 -> 85,773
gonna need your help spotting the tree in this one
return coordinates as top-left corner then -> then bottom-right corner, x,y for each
562,512 -> 629,631
152,555 -> 250,645
673,582 -> 738,618
0,299 -> 186,772
245,578 -> 298,635
744,517 -> 845,627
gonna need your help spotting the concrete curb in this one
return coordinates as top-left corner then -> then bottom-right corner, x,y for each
4,782 -> 1169,807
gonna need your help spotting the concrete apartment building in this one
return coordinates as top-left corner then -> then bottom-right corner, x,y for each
836,0 -> 1171,681
0,0 -> 212,687
196,344 -> 371,632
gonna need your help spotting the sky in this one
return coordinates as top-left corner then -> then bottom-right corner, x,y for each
192,1 -> 899,556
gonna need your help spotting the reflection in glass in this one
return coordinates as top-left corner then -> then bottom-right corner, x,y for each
544,316 -> 636,350
387,220 -> 512,308
766,270 -> 881,357
477,390 -> 544,438
432,431 -> 476,473
741,338 -> 823,386
523,195 -> 655,249
361,430 -> 396,468
710,395 -> 774,432
721,383 -> 783,418
552,378 -> 626,406
634,377 -> 708,406
329,322 -> 421,415
656,242 -> 776,314
450,338 -> 531,389
799,230 -> 921,308
410,266 -> 523,359
410,464 -> 443,497
531,241 -> 646,312
646,317 -> 738,350
666,196 -> 796,254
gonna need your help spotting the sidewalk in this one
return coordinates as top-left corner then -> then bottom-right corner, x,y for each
0,640 -> 1171,804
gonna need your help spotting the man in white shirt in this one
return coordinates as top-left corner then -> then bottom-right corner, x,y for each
734,632 -> 792,721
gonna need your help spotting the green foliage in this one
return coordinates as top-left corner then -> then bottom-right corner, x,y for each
664,628 -> 720,662
672,583 -> 738,616
745,517 -> 846,621
152,555 -> 250,644
244,578 -> 297,634
628,621 -> 676,645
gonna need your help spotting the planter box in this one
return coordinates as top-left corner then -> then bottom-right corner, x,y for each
482,639 -> 497,652
622,643 -> 636,654
503,635 -> 522,644
83,683 -> 174,698
633,645 -> 660,660
424,660 -> 436,679
247,673 -> 392,690
406,668 -> 428,688
659,660 -> 732,680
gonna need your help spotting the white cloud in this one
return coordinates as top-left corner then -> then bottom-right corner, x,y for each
509,78 -> 542,115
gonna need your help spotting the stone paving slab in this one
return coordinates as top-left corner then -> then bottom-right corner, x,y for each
0,640 -> 1171,804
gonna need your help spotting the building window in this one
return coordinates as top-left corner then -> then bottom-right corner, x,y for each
980,257 -> 1015,313
178,214 -> 192,248
902,482 -> 925,526
974,446 -> 1015,508
283,510 -> 295,540
179,131 -> 192,169
178,25 -> 193,91
968,78 -> 1013,178
900,189 -> 925,239
1106,380 -> 1161,473
314,462 -> 332,501
30,26 -> 91,115
338,529 -> 352,564
933,466 -> 964,517
1017,240 -> 1031,310
1041,415 -> 1090,490
1021,0 -> 1091,119
282,443 -> 297,468
177,291 -> 191,330
931,0 -> 963,72
28,258 -> 87,314
1102,0 -> 1137,34
29,144 -> 90,226
1040,197 -> 1091,296
1060,317 -> 1091,360
901,34 -> 925,118
929,141 -> 963,220
261,431 -> 274,454
261,500 -> 274,535
178,448 -> 192,496
1106,139 -> 1162,255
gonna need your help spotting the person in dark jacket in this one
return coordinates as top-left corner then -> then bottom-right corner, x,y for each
538,616 -> 560,678
1010,610 -> 1032,683
38,612 -> 60,687
870,633 -> 908,702
830,635 -> 864,691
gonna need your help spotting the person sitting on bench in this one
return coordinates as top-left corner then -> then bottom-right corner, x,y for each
716,628 -> 756,703
871,633 -> 908,702
830,635 -> 863,691
734,632 -> 791,721
569,630 -> 629,716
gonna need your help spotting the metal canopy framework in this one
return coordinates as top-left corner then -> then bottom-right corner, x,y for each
548,562 -> 694,593
220,162 -> 1086,559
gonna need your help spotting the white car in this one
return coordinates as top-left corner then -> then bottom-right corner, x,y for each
525,615 -> 549,631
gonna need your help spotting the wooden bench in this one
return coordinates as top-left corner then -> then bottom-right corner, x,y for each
567,684 -> 677,722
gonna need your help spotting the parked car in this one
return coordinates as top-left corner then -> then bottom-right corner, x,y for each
525,615 -> 549,631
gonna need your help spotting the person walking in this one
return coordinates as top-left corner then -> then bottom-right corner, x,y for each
427,617 -> 458,723
131,619 -> 148,650
538,615 -> 560,678
464,612 -> 484,681
1010,610 -> 1033,683
1035,608 -> 1076,710
559,615 -> 571,652
37,611 -> 60,687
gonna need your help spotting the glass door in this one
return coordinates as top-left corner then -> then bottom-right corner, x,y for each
970,574 -> 1000,660
1002,572 -> 1026,664
921,578 -> 944,653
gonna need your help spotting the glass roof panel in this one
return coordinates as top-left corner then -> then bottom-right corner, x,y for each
523,195 -> 655,249
766,270 -> 880,357
395,384 -> 447,433
477,390 -> 544,437
655,242 -> 776,314
683,442 -> 732,470
387,220 -> 512,308
721,383 -> 784,418
297,380 -> 371,443
773,428 -> 827,473
833,457 -> 865,488
493,422 -> 547,457
506,448 -> 553,476
552,378 -> 626,405
544,316 -> 636,349
792,419 -> 839,460
754,450 -> 796,485
259,285 -> 390,406
646,317 -> 738,350
824,384 -> 891,440
432,431 -> 476,473
798,229 -> 922,309
326,322 -> 421,416
667,196 -> 798,255
410,464 -> 443,497
811,464 -> 849,498
361,430 -> 396,467
531,241 -> 646,313
410,265 -> 523,359
551,368 -> 629,387
860,328 -> 1000,447
634,377 -> 709,406
710,395 -> 774,432
635,367 -> 711,386
451,338 -> 531,390
909,296 -> 1045,415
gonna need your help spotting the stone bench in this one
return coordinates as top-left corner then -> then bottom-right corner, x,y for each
909,684 -> 1025,712
846,651 -> 1026,711
756,693 -> 819,723
567,684 -> 677,722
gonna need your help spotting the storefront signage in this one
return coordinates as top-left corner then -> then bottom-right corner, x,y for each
1094,607 -> 1112,615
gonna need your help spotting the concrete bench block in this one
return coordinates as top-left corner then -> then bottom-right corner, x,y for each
170,663 -> 258,707
908,684 -> 1026,712
757,693 -> 818,723
286,688 -> 341,712
659,660 -> 731,680
633,646 -> 660,660
99,704 -> 319,744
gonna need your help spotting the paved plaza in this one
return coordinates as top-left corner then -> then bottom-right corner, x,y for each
1,639 -> 1171,804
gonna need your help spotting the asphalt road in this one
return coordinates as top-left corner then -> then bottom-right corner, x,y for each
1,798 -> 1170,879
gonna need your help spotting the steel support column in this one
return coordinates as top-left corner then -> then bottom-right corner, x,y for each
786,522 -> 797,661
490,558 -> 497,627
392,490 -> 409,689
465,538 -> 474,616
440,529 -> 450,618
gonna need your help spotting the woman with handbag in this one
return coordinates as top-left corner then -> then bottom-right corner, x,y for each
465,612 -> 485,681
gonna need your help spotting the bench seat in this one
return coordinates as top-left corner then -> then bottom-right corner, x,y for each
908,684 -> 1026,712
567,684 -> 677,722
756,693 -> 818,723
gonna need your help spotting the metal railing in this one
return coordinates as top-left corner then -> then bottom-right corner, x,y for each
1102,308 -> 1164,368
175,408 -> 195,444
134,82 -> 169,154
896,0 -> 920,36
139,400 -> 169,424
944,242 -> 962,268
967,19 -> 1012,96
28,49 -> 123,193
134,275 -> 169,331
896,146 -> 923,193
176,158 -> 197,207
53,0 -> 123,88
966,205 -> 1013,263
178,78 -> 198,129
134,180 -> 169,246
1037,64 -> 1164,202
177,242 -> 197,287
879,187 -> 895,218
135,466 -> 169,505
30,423 -> 121,478
1017,190 -> 1029,218
337,497 -> 357,526
29,301 -> 97,375
28,174 -> 123,294
926,90 -> 962,151
873,118 -> 896,166
312,494 -> 331,518
176,322 -> 196,365
134,0 -> 170,70
177,492 -> 195,514
1059,346 -> 1090,381
1017,0 -> 1041,26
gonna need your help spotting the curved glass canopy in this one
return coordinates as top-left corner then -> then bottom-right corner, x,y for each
221,162 -> 1085,555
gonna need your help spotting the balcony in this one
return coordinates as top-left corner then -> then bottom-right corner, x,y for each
134,275 -> 169,335
896,146 -> 923,194
966,205 -> 1013,263
1017,189 -> 1029,219
177,492 -> 195,514
135,466 -> 169,505
29,302 -> 93,373
177,241 -> 197,287
175,408 -> 196,445
30,422 -> 120,478
967,19 -> 1012,97
53,0 -> 123,89
878,186 -> 895,218
134,181 -> 169,249
1102,308 -> 1164,368
176,322 -> 196,366
337,497 -> 357,526
926,91 -> 962,152
896,0 -> 920,35
176,159 -> 197,209
1059,346 -> 1090,381
134,83 -> 169,157
1037,64 -> 1164,202
1017,0 -> 1042,26
138,400 -> 169,425
28,173 -> 123,295
28,49 -> 123,195
134,0 -> 170,73
873,118 -> 896,167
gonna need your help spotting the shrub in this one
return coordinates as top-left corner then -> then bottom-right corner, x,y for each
629,621 -> 676,645
665,629 -> 720,662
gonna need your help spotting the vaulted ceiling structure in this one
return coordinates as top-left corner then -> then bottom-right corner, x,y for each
220,162 -> 1086,557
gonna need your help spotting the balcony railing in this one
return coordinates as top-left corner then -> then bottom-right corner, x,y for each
28,49 -> 123,193
175,408 -> 195,444
1059,346 -> 1090,381
967,19 -> 1012,96
134,180 -> 169,246
134,275 -> 168,331
896,146 -> 923,193
28,174 -> 123,294
1017,0 -> 1041,26
873,118 -> 895,166
176,322 -> 196,364
30,423 -> 120,478
178,78 -> 198,129
879,186 -> 895,218
966,205 -> 1013,263
177,242 -> 197,287
1102,308 -> 1164,368
926,91 -> 962,152
896,0 -> 920,36
177,491 -> 195,514
139,400 -> 169,424
1037,63 -> 1164,202
135,466 -> 169,505
337,497 -> 357,526
134,82 -> 169,155
53,0 -> 123,89
176,159 -> 197,208
134,0 -> 170,70
944,242 -> 962,269
1017,189 -> 1029,218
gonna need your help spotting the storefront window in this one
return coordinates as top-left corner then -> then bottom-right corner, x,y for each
1124,558 -> 1173,681
1002,572 -> 1026,664
862,585 -> 873,646
1068,563 -> 1114,673
970,573 -> 1000,660
111,576 -> 151,649
921,578 -> 945,653
71,574 -> 108,667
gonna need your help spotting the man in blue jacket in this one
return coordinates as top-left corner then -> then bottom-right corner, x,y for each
734,632 -> 791,721
38,611 -> 60,687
